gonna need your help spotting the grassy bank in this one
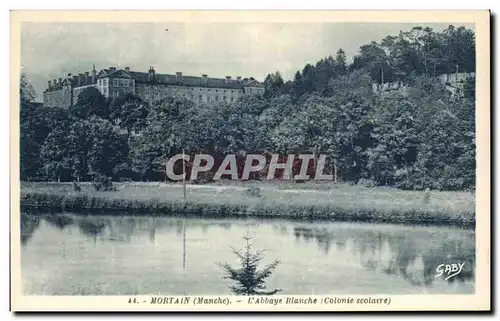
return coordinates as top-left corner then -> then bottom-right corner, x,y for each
20,182 -> 475,227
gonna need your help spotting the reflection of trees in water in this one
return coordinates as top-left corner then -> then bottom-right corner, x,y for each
107,217 -> 137,242
21,213 -> 40,246
293,225 -> 475,287
272,224 -> 288,236
78,217 -> 110,242
171,219 -> 234,236
42,214 -> 74,230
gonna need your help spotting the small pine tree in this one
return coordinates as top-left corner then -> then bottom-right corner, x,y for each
218,233 -> 281,295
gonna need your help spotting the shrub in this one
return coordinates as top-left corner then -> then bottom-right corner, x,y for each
73,181 -> 82,192
358,178 -> 377,188
92,174 -> 116,191
244,187 -> 261,197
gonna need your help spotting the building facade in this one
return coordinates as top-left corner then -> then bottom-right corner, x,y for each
43,65 -> 266,108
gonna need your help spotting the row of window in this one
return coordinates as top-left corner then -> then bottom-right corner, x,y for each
112,78 -> 133,87
97,79 -> 108,87
97,78 -> 134,88
140,84 -> 243,94
140,90 -> 237,103
98,78 -> 262,94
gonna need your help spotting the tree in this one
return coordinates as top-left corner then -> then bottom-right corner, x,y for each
263,72 -> 285,99
334,49 -> 347,76
20,73 -> 36,103
109,93 -> 149,141
20,105 -> 71,181
130,96 -> 196,181
218,233 -> 281,296
71,87 -> 109,119
292,70 -> 306,100
40,116 -> 127,181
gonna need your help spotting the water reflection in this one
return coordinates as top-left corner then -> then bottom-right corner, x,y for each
293,226 -> 475,286
21,213 -> 40,245
21,213 -> 475,294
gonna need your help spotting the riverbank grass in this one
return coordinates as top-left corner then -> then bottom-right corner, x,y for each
20,182 -> 475,226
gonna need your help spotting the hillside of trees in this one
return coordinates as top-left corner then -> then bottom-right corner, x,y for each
20,25 -> 476,191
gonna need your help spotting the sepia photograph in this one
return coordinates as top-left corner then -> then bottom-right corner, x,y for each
11,10 -> 490,312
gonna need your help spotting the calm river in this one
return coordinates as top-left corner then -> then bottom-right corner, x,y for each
21,213 -> 475,295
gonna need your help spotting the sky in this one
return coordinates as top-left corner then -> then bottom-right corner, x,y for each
21,22 -> 475,102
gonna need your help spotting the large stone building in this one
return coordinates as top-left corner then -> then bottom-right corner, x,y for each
43,65 -> 266,108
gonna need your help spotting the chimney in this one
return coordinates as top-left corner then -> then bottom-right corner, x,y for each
58,78 -> 62,85
91,64 -> 97,83
84,72 -> 89,84
202,74 -> 208,86
78,73 -> 85,86
225,76 -> 232,83
125,66 -> 130,72
236,76 -> 242,81
148,66 -> 155,82
109,66 -> 116,71
53,79 -> 58,88
176,72 -> 183,83
47,80 -> 52,89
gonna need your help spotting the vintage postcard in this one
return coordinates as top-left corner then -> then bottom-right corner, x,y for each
10,10 -> 490,312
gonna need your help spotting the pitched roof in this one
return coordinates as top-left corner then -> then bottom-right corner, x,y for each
129,71 -> 248,89
45,72 -> 97,92
45,67 -> 264,91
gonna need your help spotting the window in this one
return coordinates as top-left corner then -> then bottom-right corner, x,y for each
156,92 -> 160,99
215,96 -> 219,101
223,96 -> 227,101
113,79 -> 118,87
123,79 -> 129,87
215,90 -> 218,92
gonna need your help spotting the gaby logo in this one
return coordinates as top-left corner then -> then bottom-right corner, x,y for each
164,153 -> 334,181
435,262 -> 465,281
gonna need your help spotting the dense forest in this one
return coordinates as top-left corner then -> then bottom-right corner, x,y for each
20,25 -> 476,191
